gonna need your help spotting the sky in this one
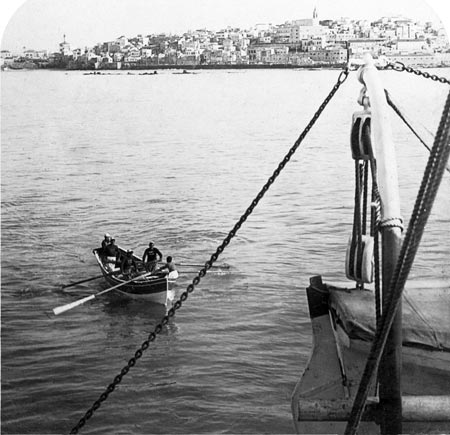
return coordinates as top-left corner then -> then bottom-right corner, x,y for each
1,0 -> 449,53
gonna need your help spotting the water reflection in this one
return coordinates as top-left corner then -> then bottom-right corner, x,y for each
101,298 -> 179,343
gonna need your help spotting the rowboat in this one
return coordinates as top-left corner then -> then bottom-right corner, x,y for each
93,246 -> 174,305
291,55 -> 450,434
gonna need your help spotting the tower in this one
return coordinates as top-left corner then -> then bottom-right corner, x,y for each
59,35 -> 71,56
312,5 -> 319,26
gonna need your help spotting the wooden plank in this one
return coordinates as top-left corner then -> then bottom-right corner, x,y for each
297,396 -> 450,422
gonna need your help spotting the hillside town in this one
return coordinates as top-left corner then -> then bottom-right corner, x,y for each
2,8 -> 450,70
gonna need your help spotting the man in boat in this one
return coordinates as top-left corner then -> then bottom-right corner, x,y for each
120,250 -> 138,279
154,256 -> 179,279
142,241 -> 163,273
103,238 -> 120,272
100,233 -> 112,254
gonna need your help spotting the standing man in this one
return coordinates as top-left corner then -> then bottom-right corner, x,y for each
104,238 -> 120,272
142,241 -> 163,272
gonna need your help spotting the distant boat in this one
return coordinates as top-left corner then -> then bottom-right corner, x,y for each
173,69 -> 196,74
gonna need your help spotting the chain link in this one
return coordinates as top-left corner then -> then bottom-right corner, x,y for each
69,67 -> 349,434
385,61 -> 450,85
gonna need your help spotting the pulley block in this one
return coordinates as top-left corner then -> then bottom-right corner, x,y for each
345,234 -> 374,284
350,111 -> 373,161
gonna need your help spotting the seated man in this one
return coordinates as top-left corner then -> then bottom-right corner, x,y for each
121,250 -> 138,279
154,256 -> 178,279
142,241 -> 163,272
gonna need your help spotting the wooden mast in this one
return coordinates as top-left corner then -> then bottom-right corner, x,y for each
357,53 -> 403,434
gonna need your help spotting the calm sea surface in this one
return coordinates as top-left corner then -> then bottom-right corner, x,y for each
1,68 -> 449,434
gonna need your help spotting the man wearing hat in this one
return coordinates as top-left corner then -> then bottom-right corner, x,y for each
101,233 -> 112,250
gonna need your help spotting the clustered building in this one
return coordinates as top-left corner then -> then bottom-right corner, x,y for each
2,8 -> 450,69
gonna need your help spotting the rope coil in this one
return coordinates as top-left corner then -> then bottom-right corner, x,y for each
379,217 -> 404,230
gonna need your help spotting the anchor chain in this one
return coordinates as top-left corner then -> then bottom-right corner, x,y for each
69,67 -> 349,434
385,61 -> 450,85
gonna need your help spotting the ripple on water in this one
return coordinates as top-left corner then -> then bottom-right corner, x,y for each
1,69 -> 449,434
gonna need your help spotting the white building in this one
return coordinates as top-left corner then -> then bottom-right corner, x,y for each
289,7 -> 326,43
23,49 -> 47,59
1,50 -> 13,59
309,47 -> 348,63
348,38 -> 385,58
124,46 -> 141,62
395,38 -> 430,53
249,23 -> 273,38
59,35 -> 71,56
140,47 -> 153,58
385,52 -> 439,67
248,43 -> 288,63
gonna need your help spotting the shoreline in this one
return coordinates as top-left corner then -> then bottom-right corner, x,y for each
51,63 -> 347,71
3,62 -> 450,72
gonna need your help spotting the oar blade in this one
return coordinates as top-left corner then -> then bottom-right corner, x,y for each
54,271 -> 154,315
53,295 -> 95,316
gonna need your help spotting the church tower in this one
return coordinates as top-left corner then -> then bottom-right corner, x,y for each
59,34 -> 71,56
312,5 -> 319,26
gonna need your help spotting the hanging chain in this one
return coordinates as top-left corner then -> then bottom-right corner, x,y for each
385,61 -> 450,85
69,67 -> 349,434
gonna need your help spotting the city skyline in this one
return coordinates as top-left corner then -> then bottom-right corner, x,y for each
1,0 -> 450,53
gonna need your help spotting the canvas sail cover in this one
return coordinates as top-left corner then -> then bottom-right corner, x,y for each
329,284 -> 450,352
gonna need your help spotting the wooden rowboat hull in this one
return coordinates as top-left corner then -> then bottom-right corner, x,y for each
93,248 -> 171,305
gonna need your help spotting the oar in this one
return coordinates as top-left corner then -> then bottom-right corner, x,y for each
166,270 -> 229,283
177,262 -> 230,269
53,271 -> 153,316
176,270 -> 231,276
61,270 -> 120,289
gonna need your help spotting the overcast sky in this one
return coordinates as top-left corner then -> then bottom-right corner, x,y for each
1,0 -> 449,52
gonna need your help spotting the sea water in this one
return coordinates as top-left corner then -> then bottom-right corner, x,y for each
1,68 -> 449,434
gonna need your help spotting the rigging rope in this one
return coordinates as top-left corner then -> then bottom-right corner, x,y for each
68,68 -> 349,434
385,89 -> 450,174
344,88 -> 450,435
370,185 -> 382,326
